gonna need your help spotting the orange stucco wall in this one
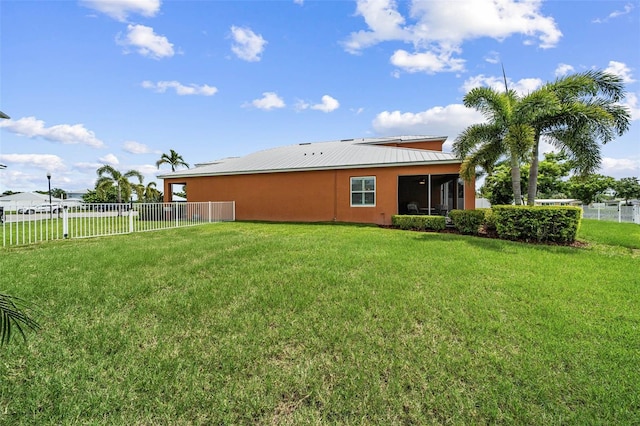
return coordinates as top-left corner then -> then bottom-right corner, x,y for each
164,163 -> 475,225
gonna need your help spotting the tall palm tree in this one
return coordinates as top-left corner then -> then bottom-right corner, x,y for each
453,87 -> 537,205
156,149 -> 189,172
523,70 -> 631,205
96,165 -> 144,204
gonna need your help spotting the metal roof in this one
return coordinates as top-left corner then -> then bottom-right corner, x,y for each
157,136 -> 459,179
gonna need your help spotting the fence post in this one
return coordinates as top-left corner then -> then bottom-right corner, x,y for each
129,209 -> 134,233
208,201 -> 212,223
63,206 -> 69,238
232,201 -> 236,221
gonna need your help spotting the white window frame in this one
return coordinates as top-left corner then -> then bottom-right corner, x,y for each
350,176 -> 376,207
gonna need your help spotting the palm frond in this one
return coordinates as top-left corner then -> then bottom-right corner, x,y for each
0,293 -> 40,346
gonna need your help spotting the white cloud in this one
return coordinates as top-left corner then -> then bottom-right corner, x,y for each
118,24 -> 174,59
230,26 -> 267,62
294,0 -> 304,5
593,3 -> 634,23
344,0 -> 562,74
0,116 -> 104,148
390,49 -> 465,74
80,0 -> 161,22
99,154 -> 120,165
461,74 -> 543,96
311,95 -> 340,112
123,141 -> 158,154
484,51 -> 500,64
248,92 -> 285,110
0,153 -> 66,171
621,93 -> 640,121
141,80 -> 218,96
372,103 -> 484,149
555,63 -> 575,77
604,60 -> 635,83
601,157 -> 640,177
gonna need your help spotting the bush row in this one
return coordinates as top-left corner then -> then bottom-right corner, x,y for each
492,205 -> 581,243
393,206 -> 582,244
391,215 -> 446,231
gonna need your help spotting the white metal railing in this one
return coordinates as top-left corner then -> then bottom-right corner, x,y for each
0,202 -> 235,247
581,204 -> 639,224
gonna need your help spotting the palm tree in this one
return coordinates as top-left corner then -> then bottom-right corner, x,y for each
156,149 -> 189,172
523,70 -> 631,205
1,293 -> 39,346
143,181 -> 162,202
453,87 -> 537,205
96,165 -> 144,204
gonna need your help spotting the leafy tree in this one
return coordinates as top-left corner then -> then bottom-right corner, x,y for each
567,174 -> 615,205
95,165 -> 144,204
479,162 -> 518,205
454,86 -> 538,205
2,190 -> 18,196
613,177 -> 640,204
82,188 -> 117,203
51,188 -> 67,199
533,152 -> 572,198
0,293 -> 39,346
156,149 -> 189,172
481,152 -> 574,204
524,70 -> 631,205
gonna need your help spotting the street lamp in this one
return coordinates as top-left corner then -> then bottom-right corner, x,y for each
47,172 -> 52,218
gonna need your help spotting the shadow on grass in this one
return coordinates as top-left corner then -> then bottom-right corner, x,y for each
411,229 -> 586,255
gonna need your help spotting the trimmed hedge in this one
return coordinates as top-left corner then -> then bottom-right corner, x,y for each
448,209 -> 485,235
477,208 -> 497,232
492,205 -> 582,243
391,215 -> 446,231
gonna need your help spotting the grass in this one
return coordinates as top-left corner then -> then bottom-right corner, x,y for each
0,220 -> 638,424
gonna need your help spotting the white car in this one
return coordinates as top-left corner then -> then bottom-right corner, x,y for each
18,204 -> 61,214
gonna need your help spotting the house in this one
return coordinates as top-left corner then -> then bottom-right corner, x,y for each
0,192 -> 64,211
157,135 -> 475,225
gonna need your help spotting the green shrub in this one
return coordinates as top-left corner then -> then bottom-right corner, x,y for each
392,215 -> 446,231
448,209 -> 485,235
477,208 -> 497,232
492,205 -> 582,243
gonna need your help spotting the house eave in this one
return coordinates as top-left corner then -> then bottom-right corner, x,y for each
157,159 -> 462,180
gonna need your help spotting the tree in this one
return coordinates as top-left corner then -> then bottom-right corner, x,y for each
95,165 -> 144,204
613,177 -> 640,204
1,293 -> 39,346
479,153 -> 571,204
454,87 -> 536,205
51,188 -> 67,199
156,149 -> 189,172
524,70 -> 631,205
143,182 -> 163,202
479,162 -> 519,205
567,174 -> 615,205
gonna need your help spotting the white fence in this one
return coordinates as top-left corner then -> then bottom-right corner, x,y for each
581,204 -> 639,224
0,202 -> 235,247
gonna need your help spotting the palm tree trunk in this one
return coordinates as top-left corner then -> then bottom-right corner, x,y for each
510,154 -> 523,205
527,132 -> 541,206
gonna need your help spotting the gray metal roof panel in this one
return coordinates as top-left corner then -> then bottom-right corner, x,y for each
158,136 -> 459,179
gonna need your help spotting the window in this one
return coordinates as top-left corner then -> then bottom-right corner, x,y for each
351,176 -> 376,207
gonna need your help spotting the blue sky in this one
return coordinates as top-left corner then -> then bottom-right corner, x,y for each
1,0 -> 639,194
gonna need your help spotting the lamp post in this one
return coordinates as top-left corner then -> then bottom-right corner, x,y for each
47,172 -> 52,219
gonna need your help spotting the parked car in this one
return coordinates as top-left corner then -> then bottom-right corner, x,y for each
17,203 -> 61,214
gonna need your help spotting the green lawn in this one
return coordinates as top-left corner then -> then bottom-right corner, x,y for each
1,220 -> 638,424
